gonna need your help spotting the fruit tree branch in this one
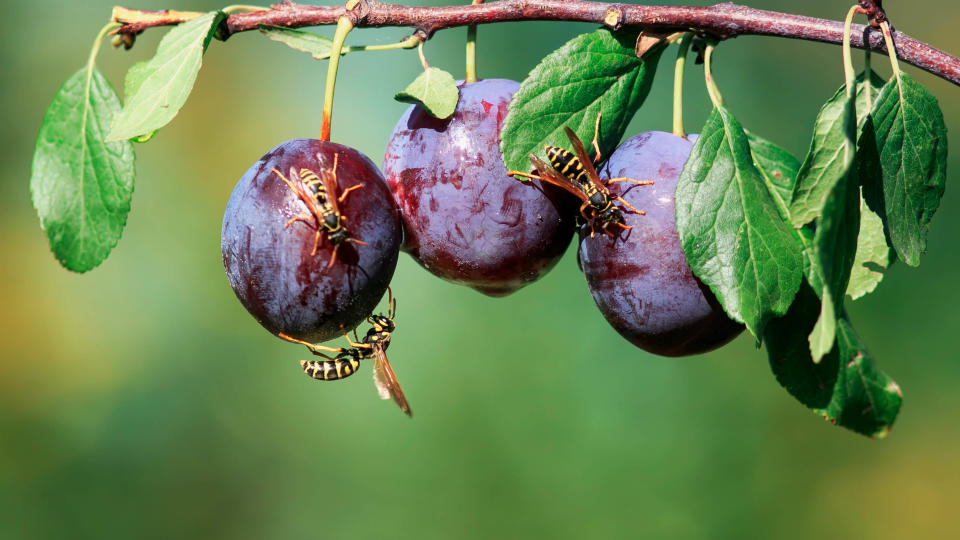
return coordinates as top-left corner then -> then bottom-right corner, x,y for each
112,1 -> 960,87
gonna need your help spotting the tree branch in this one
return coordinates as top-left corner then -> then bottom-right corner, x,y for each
113,1 -> 960,87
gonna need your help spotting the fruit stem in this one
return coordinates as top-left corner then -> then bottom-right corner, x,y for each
221,5 -> 267,14
346,35 -> 420,53
465,0 -> 484,83
417,41 -> 429,70
842,5 -> 860,98
703,40 -> 725,109
879,20 -> 902,79
672,33 -> 692,138
320,12 -> 355,142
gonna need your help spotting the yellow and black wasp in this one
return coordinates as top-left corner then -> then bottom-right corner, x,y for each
279,288 -> 412,417
507,113 -> 653,238
274,152 -> 367,268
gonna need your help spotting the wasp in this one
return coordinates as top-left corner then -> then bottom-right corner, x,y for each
279,288 -> 412,417
274,152 -> 367,268
507,113 -> 653,238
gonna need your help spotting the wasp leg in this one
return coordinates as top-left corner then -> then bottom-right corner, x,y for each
607,177 -> 655,186
579,201 -> 593,221
273,168 -> 298,191
278,333 -> 344,354
615,196 -> 646,216
338,184 -> 364,203
327,244 -> 340,269
591,112 -> 603,163
506,171 -> 544,182
311,230 -> 322,256
339,325 -> 371,349
285,213 -> 313,228
347,238 -> 368,246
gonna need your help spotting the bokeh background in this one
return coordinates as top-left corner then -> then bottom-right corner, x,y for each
3,1 -> 959,538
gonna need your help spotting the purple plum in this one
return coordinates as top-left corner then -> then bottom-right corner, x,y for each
383,78 -> 576,296
222,139 -> 401,342
579,132 -> 743,356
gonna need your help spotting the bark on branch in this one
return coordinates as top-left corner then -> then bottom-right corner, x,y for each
113,1 -> 960,87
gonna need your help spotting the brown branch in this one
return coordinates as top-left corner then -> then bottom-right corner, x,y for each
113,1 -> 960,88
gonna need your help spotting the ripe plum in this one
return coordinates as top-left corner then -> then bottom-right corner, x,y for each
383,79 -> 575,296
579,132 -> 743,356
222,139 -> 401,342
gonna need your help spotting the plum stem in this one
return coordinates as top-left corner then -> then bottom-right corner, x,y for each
703,40 -> 725,109
320,6 -> 356,141
842,5 -> 861,98
465,0 -> 484,83
672,33 -> 692,138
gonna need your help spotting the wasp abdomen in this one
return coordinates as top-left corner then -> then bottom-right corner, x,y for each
545,146 -> 590,185
300,353 -> 361,381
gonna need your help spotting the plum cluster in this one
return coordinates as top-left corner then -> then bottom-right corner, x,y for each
221,79 -> 742,358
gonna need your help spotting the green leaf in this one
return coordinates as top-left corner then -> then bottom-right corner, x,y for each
258,25 -> 335,60
850,68 -> 895,299
30,67 -> 136,272
123,61 -> 151,102
107,11 -> 224,141
765,284 -> 902,437
847,199 -> 894,299
393,67 -> 459,119
500,28 -> 663,174
869,72 -> 947,266
807,92 -> 859,362
855,69 -> 886,127
746,132 -> 801,206
676,106 -> 803,339
790,86 -> 858,226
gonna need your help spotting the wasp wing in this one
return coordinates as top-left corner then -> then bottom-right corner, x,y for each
276,167 -> 322,217
563,126 -> 606,193
371,345 -> 412,417
319,153 -> 341,216
525,155 -> 590,203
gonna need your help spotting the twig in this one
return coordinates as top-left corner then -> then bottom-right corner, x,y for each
112,1 -> 960,87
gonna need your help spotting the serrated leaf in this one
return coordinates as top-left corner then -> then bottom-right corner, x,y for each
108,11 -> 224,141
30,67 -> 136,272
790,86 -> 858,226
746,132 -> 801,206
258,25 -> 335,60
847,198 -> 894,299
393,67 -> 459,119
676,106 -> 803,339
869,72 -> 947,266
500,28 -> 663,174
766,285 -> 902,437
807,91 -> 859,362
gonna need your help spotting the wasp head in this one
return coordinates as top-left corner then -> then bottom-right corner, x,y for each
368,314 -> 395,333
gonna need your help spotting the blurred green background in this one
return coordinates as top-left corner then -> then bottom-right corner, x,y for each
3,1 -> 959,538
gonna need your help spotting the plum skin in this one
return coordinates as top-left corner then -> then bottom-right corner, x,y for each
383,78 -> 576,297
222,139 -> 401,343
579,132 -> 744,357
